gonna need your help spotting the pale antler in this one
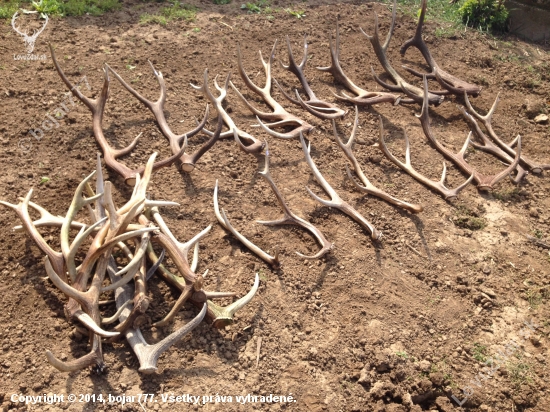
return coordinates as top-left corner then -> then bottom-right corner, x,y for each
400,0 -> 482,96
360,0 -> 444,105
231,42 -> 314,140
214,180 -> 280,268
333,107 -> 423,213
378,117 -> 474,200
257,141 -> 333,259
276,36 -> 346,120
299,132 -> 381,240
50,45 -> 185,186
317,21 -> 401,106
463,92 -> 550,174
417,76 -> 521,191
191,70 -> 264,154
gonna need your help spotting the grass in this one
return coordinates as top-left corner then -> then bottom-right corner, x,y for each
140,1 -> 197,25
507,353 -> 533,388
472,342 -> 488,363
492,187 -> 520,202
452,206 -> 487,231
0,0 -> 121,17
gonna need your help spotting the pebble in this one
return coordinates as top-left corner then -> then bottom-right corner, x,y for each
534,114 -> 548,124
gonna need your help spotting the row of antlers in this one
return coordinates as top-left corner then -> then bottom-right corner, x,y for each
3,0 -> 548,374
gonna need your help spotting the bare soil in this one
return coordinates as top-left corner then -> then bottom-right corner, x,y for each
0,1 -> 549,411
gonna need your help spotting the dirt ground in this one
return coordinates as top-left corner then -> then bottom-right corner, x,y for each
0,0 -> 549,411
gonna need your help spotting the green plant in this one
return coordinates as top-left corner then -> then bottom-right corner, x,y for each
492,187 -> 519,202
459,0 -> 509,32
140,2 -> 197,25
241,0 -> 268,13
285,8 -> 305,18
507,354 -> 532,387
452,206 -> 487,231
534,229 -> 544,239
472,342 -> 487,362
0,0 -> 20,19
32,0 -> 62,16
213,0 -> 231,4
39,176 -> 50,185
396,351 -> 408,359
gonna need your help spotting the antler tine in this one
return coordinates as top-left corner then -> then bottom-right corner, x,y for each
214,180 -> 280,268
46,334 -> 104,373
107,63 -> 214,172
463,92 -> 550,174
399,0 -> 481,96
256,141 -> 333,259
231,43 -> 314,140
299,132 -> 381,241
359,0 -> 444,106
0,190 -> 66,282
378,117 -> 473,200
277,35 -> 346,120
417,76 -> 521,191
317,20 -> 401,106
11,199 -> 86,232
206,274 -> 259,328
333,107 -> 423,213
190,69 -> 264,154
458,106 -> 528,183
50,45 -> 184,186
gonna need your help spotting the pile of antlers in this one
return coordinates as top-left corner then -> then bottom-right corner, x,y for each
5,0 -> 549,373
1,154 -> 259,373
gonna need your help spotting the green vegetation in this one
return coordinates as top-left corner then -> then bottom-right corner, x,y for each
140,1 -> 197,25
492,187 -> 520,202
285,8 -> 305,18
459,0 -> 508,32
507,353 -> 533,387
472,342 -> 488,362
452,206 -> 487,231
213,0 -> 231,4
39,176 -> 50,185
0,0 -> 121,18
241,0 -> 269,13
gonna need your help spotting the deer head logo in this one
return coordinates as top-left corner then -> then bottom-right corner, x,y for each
11,11 -> 48,54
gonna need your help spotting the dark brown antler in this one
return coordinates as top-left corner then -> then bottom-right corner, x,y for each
231,42 -> 314,140
317,21 -> 401,106
191,70 -> 264,154
378,117 -> 474,200
463,93 -> 550,174
106,62 -> 220,172
333,107 -> 423,213
299,132 -> 382,241
360,0 -> 444,106
418,76 -> 521,191
400,0 -> 482,97
50,45 -> 185,186
257,141 -> 333,259
276,36 -> 346,120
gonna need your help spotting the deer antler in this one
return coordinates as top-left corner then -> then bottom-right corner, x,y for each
463,92 -> 550,174
417,76 -> 521,191
106,63 -> 220,172
360,0 -> 444,105
400,0 -> 481,96
231,42 -> 314,140
214,180 -> 280,268
378,117 -> 474,200
317,21 -> 401,106
299,132 -> 381,241
50,45 -> 185,186
333,107 -> 423,213
276,36 -> 346,120
256,141 -> 333,259
191,70 -> 264,154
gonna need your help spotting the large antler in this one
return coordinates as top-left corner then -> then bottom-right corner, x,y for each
299,132 -> 381,240
333,107 -> 423,213
257,141 -> 333,259
231,42 -> 314,140
50,45 -> 185,186
276,36 -> 346,120
378,117 -> 474,200
418,77 -> 521,191
191,70 -> 264,154
360,0 -> 444,105
317,21 -> 401,106
106,62 -> 220,172
463,93 -> 550,174
400,0 -> 481,96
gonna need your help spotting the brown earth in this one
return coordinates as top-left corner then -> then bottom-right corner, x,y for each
0,1 -> 549,411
